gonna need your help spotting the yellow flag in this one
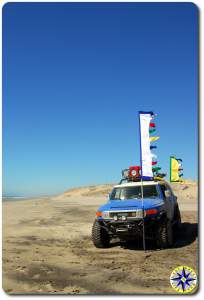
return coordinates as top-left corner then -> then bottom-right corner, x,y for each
170,157 -> 180,182
149,136 -> 160,142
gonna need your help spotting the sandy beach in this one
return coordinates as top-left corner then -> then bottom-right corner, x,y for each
2,181 -> 198,294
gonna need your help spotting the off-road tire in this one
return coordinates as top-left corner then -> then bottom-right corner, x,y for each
173,205 -> 182,230
156,220 -> 173,249
92,220 -> 110,248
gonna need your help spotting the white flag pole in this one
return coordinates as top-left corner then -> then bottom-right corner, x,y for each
138,112 -> 146,251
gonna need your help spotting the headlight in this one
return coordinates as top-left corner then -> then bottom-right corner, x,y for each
102,211 -> 110,219
136,209 -> 145,218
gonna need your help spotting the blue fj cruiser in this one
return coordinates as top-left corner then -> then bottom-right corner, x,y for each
92,179 -> 181,249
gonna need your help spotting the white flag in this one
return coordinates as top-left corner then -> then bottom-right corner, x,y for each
139,112 -> 153,179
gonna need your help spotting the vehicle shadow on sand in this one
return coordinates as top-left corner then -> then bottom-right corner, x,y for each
110,222 -> 198,251
173,222 -> 198,248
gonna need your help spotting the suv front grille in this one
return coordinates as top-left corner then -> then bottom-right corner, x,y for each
109,211 -> 136,218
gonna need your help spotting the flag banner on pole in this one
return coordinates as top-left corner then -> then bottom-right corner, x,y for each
139,112 -> 154,179
170,156 -> 183,182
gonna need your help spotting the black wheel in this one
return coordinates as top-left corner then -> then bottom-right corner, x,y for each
92,220 -> 110,248
174,205 -> 181,230
156,220 -> 173,249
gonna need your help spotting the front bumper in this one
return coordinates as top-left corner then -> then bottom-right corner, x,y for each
98,211 -> 165,239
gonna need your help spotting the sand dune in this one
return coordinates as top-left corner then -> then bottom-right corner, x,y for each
57,180 -> 198,211
3,181 -> 198,294
62,180 -> 197,197
63,184 -> 114,197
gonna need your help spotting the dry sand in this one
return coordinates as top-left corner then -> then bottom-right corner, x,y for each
2,181 -> 198,294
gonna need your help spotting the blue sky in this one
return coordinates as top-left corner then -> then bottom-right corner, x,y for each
3,2 -> 198,196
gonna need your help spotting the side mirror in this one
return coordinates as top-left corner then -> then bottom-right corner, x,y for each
164,190 -> 171,198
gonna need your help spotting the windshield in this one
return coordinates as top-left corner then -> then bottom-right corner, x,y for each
110,185 -> 158,200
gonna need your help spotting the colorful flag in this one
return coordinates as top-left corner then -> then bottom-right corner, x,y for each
152,167 -> 161,173
170,156 -> 183,182
150,136 -> 160,142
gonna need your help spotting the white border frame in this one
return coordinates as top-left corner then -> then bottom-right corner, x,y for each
0,0 -> 202,299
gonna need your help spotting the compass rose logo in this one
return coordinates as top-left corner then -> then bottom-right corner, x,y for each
170,266 -> 197,294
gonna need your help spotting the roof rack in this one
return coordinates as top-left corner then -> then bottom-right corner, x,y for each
119,177 -> 141,184
119,174 -> 166,185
